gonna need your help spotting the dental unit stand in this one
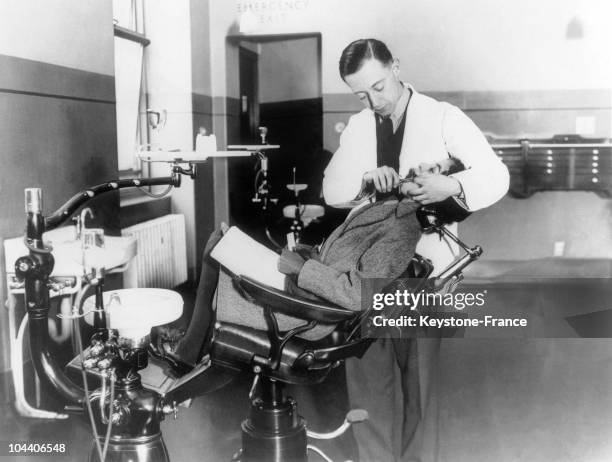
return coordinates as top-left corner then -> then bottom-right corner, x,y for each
286,167 -> 308,247
248,126 -> 278,213
227,126 -> 282,249
14,167 -> 189,462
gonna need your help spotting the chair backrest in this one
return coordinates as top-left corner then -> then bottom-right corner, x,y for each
211,252 -> 439,386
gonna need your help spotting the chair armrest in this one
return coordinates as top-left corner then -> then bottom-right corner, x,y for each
235,276 -> 357,324
296,338 -> 373,367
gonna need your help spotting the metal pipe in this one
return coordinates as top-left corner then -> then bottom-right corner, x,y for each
524,142 -> 612,148
47,296 -> 73,343
28,308 -> 85,404
11,314 -> 68,418
433,225 -> 482,287
44,175 -> 180,231
491,142 -> 612,149
93,276 -> 106,330
21,188 -> 85,405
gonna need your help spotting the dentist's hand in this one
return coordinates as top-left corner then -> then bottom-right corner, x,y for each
406,174 -> 462,205
362,166 -> 400,193
399,163 -> 441,197
399,181 -> 420,197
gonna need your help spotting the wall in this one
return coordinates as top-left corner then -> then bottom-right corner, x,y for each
144,0 -> 209,277
258,38 -> 319,103
0,0 -> 114,76
209,0 -> 612,260
461,192 -> 612,260
190,0 -> 217,267
213,0 -> 612,92
0,1 -> 117,376
229,0 -> 612,94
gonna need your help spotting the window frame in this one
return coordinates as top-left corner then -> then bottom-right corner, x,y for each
112,1 -> 155,203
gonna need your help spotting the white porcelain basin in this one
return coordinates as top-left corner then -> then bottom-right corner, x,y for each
52,235 -> 137,275
83,288 -> 182,338
3,226 -> 137,277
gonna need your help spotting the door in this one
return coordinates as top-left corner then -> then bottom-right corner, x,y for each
229,35 -> 330,244
227,46 -> 260,234
239,47 -> 259,142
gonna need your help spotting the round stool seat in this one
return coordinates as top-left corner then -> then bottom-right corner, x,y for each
286,183 -> 308,193
282,204 -> 325,226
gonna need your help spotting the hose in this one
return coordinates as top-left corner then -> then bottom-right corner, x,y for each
137,184 -> 174,198
72,281 -> 114,462
74,315 -> 104,461
101,372 -> 115,461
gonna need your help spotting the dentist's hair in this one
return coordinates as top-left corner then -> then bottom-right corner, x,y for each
339,38 -> 393,81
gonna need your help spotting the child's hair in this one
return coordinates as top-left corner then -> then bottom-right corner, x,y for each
439,156 -> 465,175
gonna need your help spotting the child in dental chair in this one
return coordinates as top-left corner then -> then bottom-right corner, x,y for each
154,158 -> 465,374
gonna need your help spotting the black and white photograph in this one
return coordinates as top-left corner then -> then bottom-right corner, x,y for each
1,1 -> 611,461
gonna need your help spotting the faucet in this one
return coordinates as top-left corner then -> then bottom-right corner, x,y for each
74,207 -> 94,240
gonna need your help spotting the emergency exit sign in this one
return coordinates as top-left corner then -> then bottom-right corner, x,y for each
237,0 -> 310,26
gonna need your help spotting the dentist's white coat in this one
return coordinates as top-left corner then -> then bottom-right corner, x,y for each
323,87 -> 509,273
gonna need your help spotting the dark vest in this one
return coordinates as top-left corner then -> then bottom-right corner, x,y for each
375,105 -> 408,200
376,111 -> 407,171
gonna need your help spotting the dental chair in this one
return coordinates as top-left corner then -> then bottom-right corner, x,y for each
15,173 -> 481,462
207,207 -> 482,462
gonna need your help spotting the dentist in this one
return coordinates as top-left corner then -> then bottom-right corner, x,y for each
323,38 -> 509,461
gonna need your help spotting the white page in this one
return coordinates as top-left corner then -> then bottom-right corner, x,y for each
210,226 -> 285,290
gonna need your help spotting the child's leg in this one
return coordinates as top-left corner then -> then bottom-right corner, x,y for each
172,228 -> 225,366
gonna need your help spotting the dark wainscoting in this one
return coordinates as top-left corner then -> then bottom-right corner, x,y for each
0,56 -> 119,239
0,55 -> 118,375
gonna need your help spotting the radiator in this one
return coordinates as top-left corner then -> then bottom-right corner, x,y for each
121,214 -> 188,289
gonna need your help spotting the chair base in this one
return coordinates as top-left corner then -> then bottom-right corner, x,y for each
237,381 -> 308,462
88,433 -> 169,462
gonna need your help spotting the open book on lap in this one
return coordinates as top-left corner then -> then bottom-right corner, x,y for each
210,226 -> 285,290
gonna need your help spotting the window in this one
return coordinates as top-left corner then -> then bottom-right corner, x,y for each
113,0 -> 149,176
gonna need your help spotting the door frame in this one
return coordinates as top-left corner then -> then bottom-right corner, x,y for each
228,32 -> 322,110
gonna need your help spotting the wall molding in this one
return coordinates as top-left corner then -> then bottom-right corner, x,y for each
260,97 -> 322,119
323,88 -> 612,113
0,54 -> 115,104
192,92 -> 213,115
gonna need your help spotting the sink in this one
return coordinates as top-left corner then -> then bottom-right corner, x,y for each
3,226 -> 137,277
83,288 -> 183,339
52,235 -> 137,275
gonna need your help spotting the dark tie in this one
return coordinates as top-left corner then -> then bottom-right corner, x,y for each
381,116 -> 393,138
378,116 -> 396,169
376,116 -> 398,201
